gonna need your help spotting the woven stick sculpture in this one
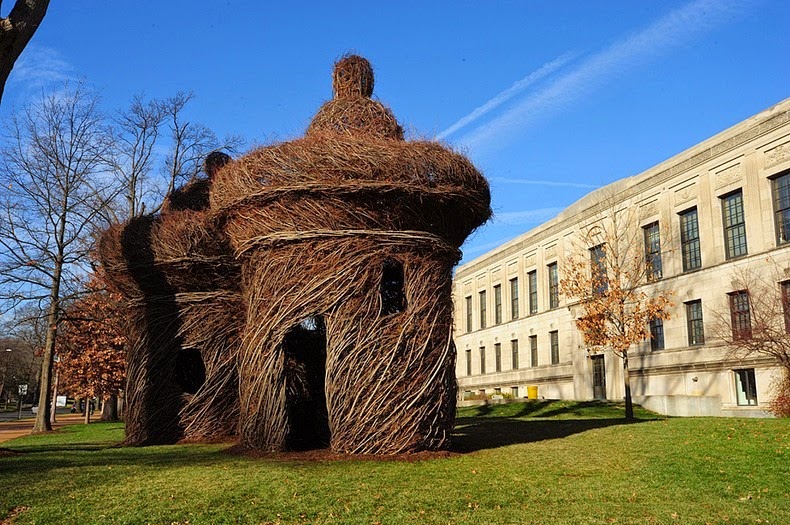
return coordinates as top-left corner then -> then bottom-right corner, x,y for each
100,55 -> 490,454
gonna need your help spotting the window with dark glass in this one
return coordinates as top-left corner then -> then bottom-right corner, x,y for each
465,349 -> 472,376
494,285 -> 502,325
510,277 -> 519,320
729,290 -> 751,340
686,300 -> 704,346
529,335 -> 538,367
649,318 -> 665,351
548,263 -> 559,309
643,222 -> 662,281
589,244 -> 607,294
511,339 -> 519,369
772,171 -> 790,245
479,290 -> 487,330
479,346 -> 486,374
495,343 -> 502,372
465,296 -> 472,333
679,207 -> 701,271
782,281 -> 790,334
550,330 -> 559,364
722,190 -> 747,259
734,368 -> 758,406
528,270 -> 538,314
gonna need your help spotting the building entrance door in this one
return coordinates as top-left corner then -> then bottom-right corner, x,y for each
591,354 -> 606,400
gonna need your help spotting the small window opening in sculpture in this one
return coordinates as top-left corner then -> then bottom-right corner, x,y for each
283,316 -> 330,450
380,258 -> 406,315
174,348 -> 206,395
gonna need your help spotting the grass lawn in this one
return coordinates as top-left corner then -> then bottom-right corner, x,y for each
1,400 -> 787,524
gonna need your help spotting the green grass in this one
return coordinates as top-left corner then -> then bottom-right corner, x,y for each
1,400 -> 788,524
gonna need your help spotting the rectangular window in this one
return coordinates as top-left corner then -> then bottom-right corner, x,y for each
548,263 -> 559,309
649,318 -> 665,351
643,222 -> 662,281
511,339 -> 519,369
722,190 -> 747,259
511,386 -> 519,398
479,346 -> 486,375
494,387 -> 502,395
550,330 -> 559,365
479,290 -> 487,330
494,285 -> 502,325
510,277 -> 519,320
589,244 -> 607,294
528,270 -> 538,314
729,290 -> 752,340
772,171 -> 790,245
686,300 -> 705,346
734,368 -> 758,406
529,335 -> 538,367
495,343 -> 502,372
679,207 -> 701,271
782,281 -> 790,334
465,349 -> 472,376
465,296 -> 472,333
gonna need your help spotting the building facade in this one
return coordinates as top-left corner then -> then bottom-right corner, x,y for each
454,98 -> 790,417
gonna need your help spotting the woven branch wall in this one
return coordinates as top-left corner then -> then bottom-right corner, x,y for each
100,55 -> 491,454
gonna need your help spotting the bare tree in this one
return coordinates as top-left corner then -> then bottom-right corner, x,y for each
0,0 -> 50,104
560,196 -> 674,419
1,308 -> 44,408
108,92 -> 242,219
0,82 -> 115,432
709,261 -> 790,416
157,91 -> 242,210
109,94 -> 166,220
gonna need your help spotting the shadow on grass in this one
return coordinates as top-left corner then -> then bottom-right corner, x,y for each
0,442 -> 231,480
452,415 -> 649,453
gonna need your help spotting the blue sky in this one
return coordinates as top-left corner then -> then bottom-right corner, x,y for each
2,0 -> 788,263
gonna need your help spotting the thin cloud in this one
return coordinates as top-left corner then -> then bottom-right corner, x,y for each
437,52 -> 576,140
495,207 -> 563,226
458,0 -> 743,154
8,45 -> 74,91
462,236 -> 518,257
490,177 -> 599,189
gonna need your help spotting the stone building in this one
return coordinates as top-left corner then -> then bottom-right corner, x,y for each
454,98 -> 790,417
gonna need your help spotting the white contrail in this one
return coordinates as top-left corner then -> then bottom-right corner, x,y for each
437,53 -> 576,140
490,177 -> 599,189
458,0 -> 743,154
495,207 -> 564,226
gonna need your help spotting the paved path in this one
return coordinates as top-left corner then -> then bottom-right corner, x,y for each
0,413 -> 85,444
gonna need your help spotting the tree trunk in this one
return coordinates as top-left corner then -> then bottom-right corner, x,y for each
49,364 -> 58,424
623,353 -> 634,420
0,0 -> 50,105
32,299 -> 58,432
84,399 -> 91,424
31,258 -> 62,433
100,394 -> 119,421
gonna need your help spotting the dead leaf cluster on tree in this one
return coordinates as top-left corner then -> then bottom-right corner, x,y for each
56,270 -> 126,420
560,197 -> 674,419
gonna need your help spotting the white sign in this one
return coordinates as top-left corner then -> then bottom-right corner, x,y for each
18,384 -> 28,395
56,395 -> 67,407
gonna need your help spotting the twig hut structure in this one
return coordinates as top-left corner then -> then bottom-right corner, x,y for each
100,55 -> 491,454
